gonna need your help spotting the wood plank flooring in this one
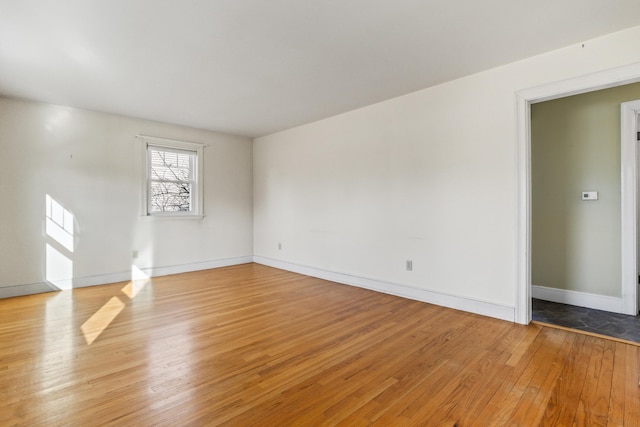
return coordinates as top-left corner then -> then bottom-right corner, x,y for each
0,263 -> 638,426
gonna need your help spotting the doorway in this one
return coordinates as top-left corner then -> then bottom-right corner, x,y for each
515,64 -> 640,326
528,92 -> 640,343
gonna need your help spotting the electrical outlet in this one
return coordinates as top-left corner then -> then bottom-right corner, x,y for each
132,250 -> 138,259
406,260 -> 413,271
278,242 -> 282,250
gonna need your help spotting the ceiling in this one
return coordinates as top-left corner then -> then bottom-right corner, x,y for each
1,1 -> 639,138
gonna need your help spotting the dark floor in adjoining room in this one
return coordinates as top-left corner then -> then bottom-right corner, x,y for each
532,298 -> 640,343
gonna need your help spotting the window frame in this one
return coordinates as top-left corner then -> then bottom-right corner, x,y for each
139,135 -> 205,219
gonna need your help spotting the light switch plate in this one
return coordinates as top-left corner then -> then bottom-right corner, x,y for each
582,191 -> 598,201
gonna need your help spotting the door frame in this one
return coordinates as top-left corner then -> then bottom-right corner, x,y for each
515,63 -> 640,324
621,100 -> 640,315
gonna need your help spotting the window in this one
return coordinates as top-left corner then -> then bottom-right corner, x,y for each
148,146 -> 194,213
139,136 -> 205,218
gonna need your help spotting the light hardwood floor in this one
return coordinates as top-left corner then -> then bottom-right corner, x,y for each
1,263 -> 638,426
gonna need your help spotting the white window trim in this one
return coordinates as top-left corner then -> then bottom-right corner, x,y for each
137,134 -> 206,219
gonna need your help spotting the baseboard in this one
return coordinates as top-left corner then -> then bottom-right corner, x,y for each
0,256 -> 254,299
2,254 -> 520,323
253,256 -> 516,322
126,255 -> 255,283
532,285 -> 624,314
0,282 -> 58,299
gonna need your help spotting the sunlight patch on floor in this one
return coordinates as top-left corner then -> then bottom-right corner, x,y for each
121,265 -> 150,299
81,296 -> 125,345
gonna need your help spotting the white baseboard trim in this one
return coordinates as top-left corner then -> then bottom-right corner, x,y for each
0,282 -> 58,299
123,255 -> 255,285
253,256 -> 516,322
532,285 -> 623,314
0,256 -> 253,298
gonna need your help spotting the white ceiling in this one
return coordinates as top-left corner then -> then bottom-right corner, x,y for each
1,1 -> 639,138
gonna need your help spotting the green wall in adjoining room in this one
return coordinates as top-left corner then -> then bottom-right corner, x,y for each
532,82 -> 640,297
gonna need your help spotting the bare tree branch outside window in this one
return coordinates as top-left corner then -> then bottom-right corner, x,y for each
148,147 -> 195,213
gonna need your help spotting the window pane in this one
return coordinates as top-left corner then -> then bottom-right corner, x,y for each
149,181 -> 192,212
145,141 -> 202,217
150,149 -> 193,182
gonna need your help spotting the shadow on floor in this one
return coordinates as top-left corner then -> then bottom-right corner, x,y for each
532,298 -> 640,344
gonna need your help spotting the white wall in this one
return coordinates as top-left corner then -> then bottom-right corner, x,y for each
254,25 -> 640,320
0,97 -> 253,294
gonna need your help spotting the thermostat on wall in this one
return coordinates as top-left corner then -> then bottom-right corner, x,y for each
581,191 -> 598,201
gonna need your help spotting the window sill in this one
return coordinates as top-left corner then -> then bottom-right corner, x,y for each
140,214 -> 205,221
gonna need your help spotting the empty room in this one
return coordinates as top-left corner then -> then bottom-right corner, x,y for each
1,1 -> 640,425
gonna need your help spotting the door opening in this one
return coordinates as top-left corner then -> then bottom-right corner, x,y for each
516,63 -> 640,325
